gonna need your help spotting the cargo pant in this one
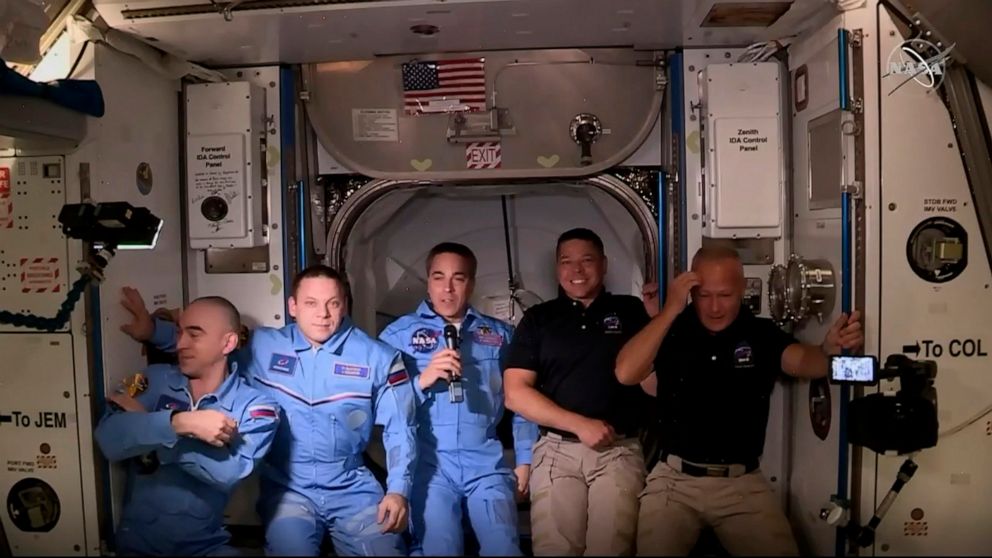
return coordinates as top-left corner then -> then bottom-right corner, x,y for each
636,456 -> 799,556
529,432 -> 646,556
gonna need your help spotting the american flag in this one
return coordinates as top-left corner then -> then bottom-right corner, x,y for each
402,57 -> 486,115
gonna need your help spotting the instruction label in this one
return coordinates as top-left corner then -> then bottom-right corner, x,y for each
352,109 -> 399,142
904,338 -> 987,358
189,134 -> 244,197
923,197 -> 958,213
6,460 -> 34,474
0,411 -> 67,429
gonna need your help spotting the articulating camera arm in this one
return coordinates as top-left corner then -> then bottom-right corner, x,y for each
0,244 -> 116,332
0,201 -> 161,332
846,456 -> 920,550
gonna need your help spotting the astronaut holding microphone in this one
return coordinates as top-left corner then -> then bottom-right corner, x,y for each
442,323 -> 465,403
379,242 -> 539,556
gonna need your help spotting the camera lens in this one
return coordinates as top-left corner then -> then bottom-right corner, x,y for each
200,196 -> 229,222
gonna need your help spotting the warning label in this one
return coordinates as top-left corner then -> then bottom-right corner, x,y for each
20,258 -> 61,293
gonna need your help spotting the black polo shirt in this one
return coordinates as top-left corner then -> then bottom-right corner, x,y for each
654,304 -> 797,465
503,291 -> 651,436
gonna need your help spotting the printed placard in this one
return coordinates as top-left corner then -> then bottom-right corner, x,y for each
352,109 -> 399,142
466,142 -> 501,169
19,257 -> 61,293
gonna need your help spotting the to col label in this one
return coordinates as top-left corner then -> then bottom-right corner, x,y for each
907,338 -> 988,358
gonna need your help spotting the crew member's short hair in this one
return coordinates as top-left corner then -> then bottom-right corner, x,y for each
190,296 -> 241,332
690,246 -> 742,270
556,228 -> 605,257
426,242 -> 478,279
290,264 -> 351,304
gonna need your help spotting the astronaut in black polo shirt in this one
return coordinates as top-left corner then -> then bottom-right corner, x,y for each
616,246 -> 863,556
504,227 -> 655,556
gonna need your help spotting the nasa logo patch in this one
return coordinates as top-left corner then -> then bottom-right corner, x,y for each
734,343 -> 754,368
410,328 -> 441,354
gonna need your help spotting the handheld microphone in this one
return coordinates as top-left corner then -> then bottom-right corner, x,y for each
443,324 -> 464,403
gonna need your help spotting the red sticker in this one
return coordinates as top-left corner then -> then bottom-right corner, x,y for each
0,167 -> 11,229
387,369 -> 409,386
20,258 -> 61,293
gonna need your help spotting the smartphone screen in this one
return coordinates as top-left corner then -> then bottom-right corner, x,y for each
830,355 -> 878,384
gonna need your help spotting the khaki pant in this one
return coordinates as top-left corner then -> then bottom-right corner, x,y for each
637,459 -> 799,556
529,433 -> 646,556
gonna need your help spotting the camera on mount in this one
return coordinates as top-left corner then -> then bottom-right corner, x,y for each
829,354 -> 938,454
58,201 -> 163,250
0,202 -> 162,331
57,202 -> 163,281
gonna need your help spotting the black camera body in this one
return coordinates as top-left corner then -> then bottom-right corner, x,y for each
831,354 -> 938,454
58,202 -> 162,251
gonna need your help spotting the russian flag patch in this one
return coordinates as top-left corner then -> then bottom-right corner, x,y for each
387,369 -> 409,387
248,405 -> 278,419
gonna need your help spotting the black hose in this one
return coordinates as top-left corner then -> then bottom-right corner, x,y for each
500,195 -> 515,288
0,275 -> 92,331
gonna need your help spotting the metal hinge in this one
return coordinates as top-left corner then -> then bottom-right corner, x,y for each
850,29 -> 863,48
655,57 -> 668,91
842,181 -> 863,198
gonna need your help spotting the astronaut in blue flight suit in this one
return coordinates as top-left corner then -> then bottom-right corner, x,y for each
97,295 -> 279,556
378,242 -> 539,556
128,267 -> 417,556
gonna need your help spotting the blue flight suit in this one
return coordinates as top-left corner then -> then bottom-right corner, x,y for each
151,317 -> 417,556
379,301 -> 539,556
94,362 -> 279,556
